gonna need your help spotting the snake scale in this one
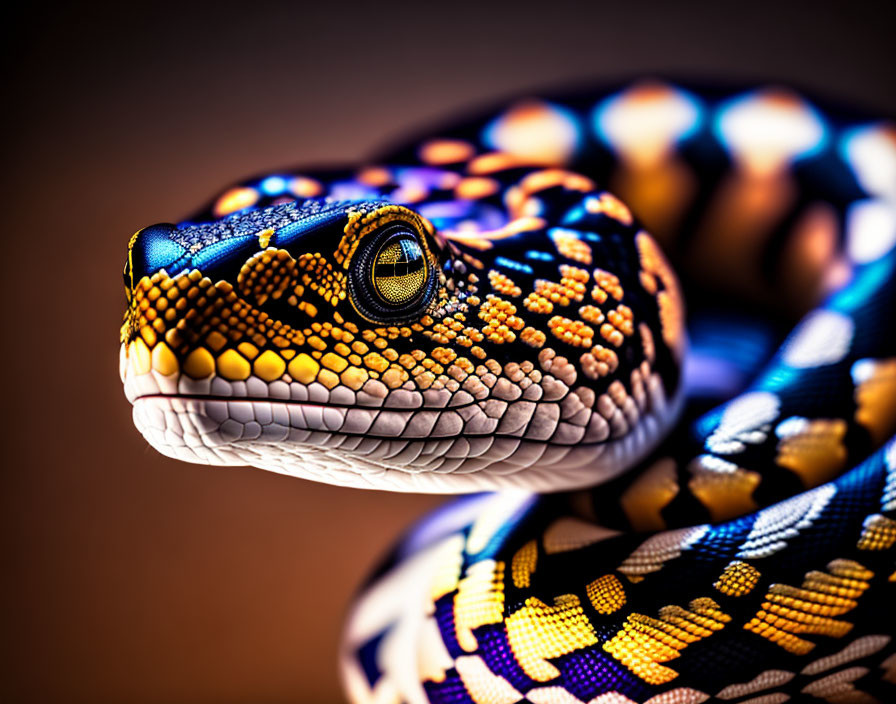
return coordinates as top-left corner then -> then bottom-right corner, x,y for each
120,79 -> 896,703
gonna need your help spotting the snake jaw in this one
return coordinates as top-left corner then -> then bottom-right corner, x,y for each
125,388 -> 684,492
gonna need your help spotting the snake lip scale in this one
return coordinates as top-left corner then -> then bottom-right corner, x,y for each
128,391 -> 684,493
120,79 -> 896,702
128,392 -> 669,450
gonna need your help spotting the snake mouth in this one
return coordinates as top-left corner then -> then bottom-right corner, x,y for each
130,394 -> 678,493
125,369 -> 684,494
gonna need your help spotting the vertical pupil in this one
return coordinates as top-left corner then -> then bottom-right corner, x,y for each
373,236 -> 426,304
380,239 -> 420,275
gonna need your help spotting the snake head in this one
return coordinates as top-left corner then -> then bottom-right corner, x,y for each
121,183 -> 684,492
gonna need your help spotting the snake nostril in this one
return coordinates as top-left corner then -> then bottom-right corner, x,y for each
124,223 -> 188,293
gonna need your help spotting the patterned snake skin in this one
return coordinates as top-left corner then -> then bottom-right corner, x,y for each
120,80 -> 896,702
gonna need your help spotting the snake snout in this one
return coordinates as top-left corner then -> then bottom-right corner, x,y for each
124,224 -> 186,297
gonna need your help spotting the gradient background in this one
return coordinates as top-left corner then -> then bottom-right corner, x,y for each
3,1 -> 895,701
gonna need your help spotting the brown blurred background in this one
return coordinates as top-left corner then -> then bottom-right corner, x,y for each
2,1 -> 894,702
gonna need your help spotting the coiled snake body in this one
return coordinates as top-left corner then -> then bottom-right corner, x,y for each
120,80 -> 896,702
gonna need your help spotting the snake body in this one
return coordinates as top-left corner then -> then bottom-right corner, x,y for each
120,80 -> 896,702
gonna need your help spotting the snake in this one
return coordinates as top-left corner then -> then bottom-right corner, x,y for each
119,79 -> 896,703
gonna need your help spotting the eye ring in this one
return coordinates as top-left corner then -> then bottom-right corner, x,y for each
348,222 -> 437,324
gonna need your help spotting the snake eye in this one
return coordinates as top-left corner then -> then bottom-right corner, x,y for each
349,223 -> 437,324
